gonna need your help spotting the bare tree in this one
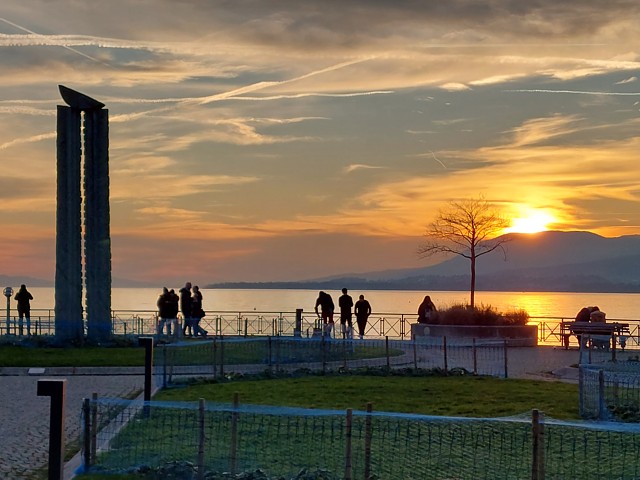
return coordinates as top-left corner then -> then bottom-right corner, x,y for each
418,197 -> 510,308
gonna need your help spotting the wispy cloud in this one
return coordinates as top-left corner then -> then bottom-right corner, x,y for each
344,164 -> 384,174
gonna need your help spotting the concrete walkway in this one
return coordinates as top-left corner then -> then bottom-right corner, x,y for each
0,345 -> 594,479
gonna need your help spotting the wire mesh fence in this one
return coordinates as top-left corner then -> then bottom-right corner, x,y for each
152,336 -> 509,389
579,362 -> 640,421
78,396 -> 640,479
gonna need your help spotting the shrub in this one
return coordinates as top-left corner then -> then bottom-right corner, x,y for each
436,304 -> 529,326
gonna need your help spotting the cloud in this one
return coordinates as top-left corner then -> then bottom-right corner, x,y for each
615,76 -> 637,85
344,164 -> 383,174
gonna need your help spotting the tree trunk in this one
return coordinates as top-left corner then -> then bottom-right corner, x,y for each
470,255 -> 476,308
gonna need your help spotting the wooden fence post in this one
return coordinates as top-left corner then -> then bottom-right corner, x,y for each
364,402 -> 373,480
344,409 -> 353,480
531,409 -> 545,480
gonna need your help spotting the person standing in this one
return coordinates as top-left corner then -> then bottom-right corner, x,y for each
14,284 -> 33,336
168,289 -> 180,337
156,287 -> 171,336
338,288 -> 354,339
314,291 -> 335,337
180,282 -> 193,337
354,294 -> 371,340
191,285 -> 208,337
417,295 -> 437,324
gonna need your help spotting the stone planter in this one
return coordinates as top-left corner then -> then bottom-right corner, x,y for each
411,323 -> 538,347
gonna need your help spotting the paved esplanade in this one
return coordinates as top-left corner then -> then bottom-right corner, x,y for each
0,369 -> 144,479
0,347 -> 582,479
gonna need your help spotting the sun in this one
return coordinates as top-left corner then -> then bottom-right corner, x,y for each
504,211 -> 555,234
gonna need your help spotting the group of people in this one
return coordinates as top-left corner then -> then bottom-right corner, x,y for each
314,288 -> 371,339
157,282 -> 208,337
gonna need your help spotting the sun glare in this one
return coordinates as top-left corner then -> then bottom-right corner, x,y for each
505,211 -> 555,234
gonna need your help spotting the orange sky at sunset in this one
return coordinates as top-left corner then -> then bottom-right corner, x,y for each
1,2 -> 639,285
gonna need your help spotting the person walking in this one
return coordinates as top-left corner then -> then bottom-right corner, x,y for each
314,291 -> 335,338
156,287 -> 171,336
180,282 -> 194,337
354,294 -> 371,340
191,285 -> 208,337
338,288 -> 354,339
14,284 -> 33,336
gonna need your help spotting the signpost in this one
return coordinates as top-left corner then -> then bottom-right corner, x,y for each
4,286 -> 13,335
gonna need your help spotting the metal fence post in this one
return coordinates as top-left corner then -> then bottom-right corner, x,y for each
138,337 -> 153,417
37,379 -> 67,480
443,336 -> 448,373
198,398 -> 205,480
83,398 -> 91,472
473,338 -> 478,375
385,336 -> 390,370
294,308 -> 303,337
504,340 -> 509,379
230,392 -> 239,475
598,369 -> 606,420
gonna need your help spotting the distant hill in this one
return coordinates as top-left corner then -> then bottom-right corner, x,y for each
207,231 -> 640,293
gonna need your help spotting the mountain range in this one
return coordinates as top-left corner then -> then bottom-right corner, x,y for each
208,231 -> 640,293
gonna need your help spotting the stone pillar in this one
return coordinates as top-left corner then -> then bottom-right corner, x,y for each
55,86 -> 111,343
55,106 -> 84,341
84,109 -> 112,342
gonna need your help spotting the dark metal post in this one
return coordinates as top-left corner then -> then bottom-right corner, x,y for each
294,308 -> 303,337
138,337 -> 153,416
37,379 -> 67,480
504,339 -> 509,379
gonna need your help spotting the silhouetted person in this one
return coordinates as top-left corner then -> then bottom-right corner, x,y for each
314,291 -> 335,337
338,287 -> 354,339
354,294 -> 372,340
417,295 -> 437,324
168,289 -> 180,337
157,287 -> 171,335
14,284 -> 33,336
191,285 -> 208,337
575,306 -> 593,323
180,282 -> 193,337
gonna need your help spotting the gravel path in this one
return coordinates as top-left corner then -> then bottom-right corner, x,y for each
0,372 -> 145,479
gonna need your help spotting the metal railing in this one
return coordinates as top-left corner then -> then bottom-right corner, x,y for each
2,309 -> 640,348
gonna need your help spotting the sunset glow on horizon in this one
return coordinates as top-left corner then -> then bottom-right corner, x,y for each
1,2 -> 639,284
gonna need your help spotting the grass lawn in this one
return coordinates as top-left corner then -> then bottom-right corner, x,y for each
0,345 -> 145,367
156,374 -> 580,419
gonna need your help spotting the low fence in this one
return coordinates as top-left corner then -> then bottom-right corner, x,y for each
152,336 -> 510,388
579,362 -> 640,421
4,309 -> 640,348
78,396 -> 640,479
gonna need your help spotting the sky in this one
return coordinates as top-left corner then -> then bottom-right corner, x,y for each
1,1 -> 639,285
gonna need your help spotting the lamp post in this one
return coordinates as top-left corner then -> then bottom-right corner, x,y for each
4,286 -> 13,335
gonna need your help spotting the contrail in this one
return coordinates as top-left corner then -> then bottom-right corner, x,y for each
506,89 -> 640,96
0,17 -> 109,66
196,57 -> 373,105
429,150 -> 447,169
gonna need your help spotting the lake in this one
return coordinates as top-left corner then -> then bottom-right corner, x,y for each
17,287 -> 640,321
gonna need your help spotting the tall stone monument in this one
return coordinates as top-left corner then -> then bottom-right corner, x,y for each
55,85 -> 112,342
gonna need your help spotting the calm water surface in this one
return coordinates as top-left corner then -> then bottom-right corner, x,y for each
22,287 -> 640,320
